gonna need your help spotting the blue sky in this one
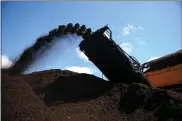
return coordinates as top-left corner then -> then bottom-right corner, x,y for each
1,1 -> 181,77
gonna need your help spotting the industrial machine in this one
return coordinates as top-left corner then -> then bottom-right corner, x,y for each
79,26 -> 152,86
144,50 -> 182,91
11,23 -> 181,89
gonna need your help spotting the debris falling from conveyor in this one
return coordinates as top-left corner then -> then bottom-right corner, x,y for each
9,23 -> 90,74
24,34 -> 82,74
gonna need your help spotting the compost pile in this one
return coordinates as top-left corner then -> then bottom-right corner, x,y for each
2,69 -> 182,121
2,23 -> 182,121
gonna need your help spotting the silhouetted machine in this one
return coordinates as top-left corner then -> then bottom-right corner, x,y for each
79,26 -> 152,86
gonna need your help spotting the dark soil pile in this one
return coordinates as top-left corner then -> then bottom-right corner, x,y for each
2,69 -> 182,121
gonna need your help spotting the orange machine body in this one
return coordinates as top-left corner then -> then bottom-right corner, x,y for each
145,63 -> 182,87
144,50 -> 182,91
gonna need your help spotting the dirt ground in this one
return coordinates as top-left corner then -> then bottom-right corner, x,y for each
2,69 -> 182,121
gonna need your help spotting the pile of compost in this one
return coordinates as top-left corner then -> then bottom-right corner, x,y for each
2,69 -> 182,121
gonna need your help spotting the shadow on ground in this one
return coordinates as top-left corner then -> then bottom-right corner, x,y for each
34,74 -> 114,106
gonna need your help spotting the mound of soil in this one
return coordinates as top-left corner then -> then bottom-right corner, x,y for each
2,69 -> 182,121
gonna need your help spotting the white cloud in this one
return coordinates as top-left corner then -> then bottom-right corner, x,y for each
148,56 -> 160,61
1,55 -> 14,69
119,42 -> 133,54
122,24 -> 143,36
76,48 -> 89,62
122,24 -> 136,36
65,66 -> 95,74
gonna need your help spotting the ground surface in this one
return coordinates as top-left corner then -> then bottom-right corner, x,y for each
2,69 -> 182,121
